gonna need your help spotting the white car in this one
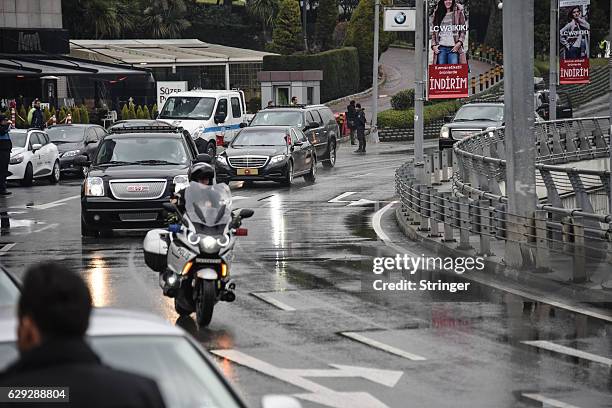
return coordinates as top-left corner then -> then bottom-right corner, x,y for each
9,129 -> 60,186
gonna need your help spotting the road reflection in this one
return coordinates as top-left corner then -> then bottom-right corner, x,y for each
85,254 -> 109,307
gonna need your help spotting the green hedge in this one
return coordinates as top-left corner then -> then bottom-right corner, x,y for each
378,100 -> 462,129
390,89 -> 414,110
262,47 -> 360,103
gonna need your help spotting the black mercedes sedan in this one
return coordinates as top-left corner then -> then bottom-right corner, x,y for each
76,129 -> 205,237
215,126 -> 316,186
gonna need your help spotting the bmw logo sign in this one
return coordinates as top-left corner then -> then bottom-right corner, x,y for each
394,12 -> 406,25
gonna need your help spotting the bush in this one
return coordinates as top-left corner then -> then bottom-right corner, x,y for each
128,104 -> 137,120
151,104 -> 158,118
248,97 -> 261,113
344,0 -> 395,89
268,0 -> 302,54
80,105 -> 89,124
17,106 -> 27,128
262,47 -> 360,102
378,100 -> 462,129
390,89 -> 415,110
121,104 -> 129,120
71,106 -> 81,124
143,105 -> 151,119
136,105 -> 144,119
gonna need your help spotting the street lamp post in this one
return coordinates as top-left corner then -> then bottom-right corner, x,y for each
302,0 -> 308,52
371,0 -> 380,143
549,0 -> 558,121
414,0 -> 425,176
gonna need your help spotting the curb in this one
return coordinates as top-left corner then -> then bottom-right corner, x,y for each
393,207 -> 612,307
325,72 -> 388,108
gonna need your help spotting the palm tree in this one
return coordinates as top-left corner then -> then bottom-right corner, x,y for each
142,0 -> 192,39
63,0 -> 137,39
247,0 -> 280,43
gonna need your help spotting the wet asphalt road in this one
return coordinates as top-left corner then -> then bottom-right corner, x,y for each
0,140 -> 610,408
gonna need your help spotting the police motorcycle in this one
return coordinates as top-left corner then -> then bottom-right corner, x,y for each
143,162 -> 253,327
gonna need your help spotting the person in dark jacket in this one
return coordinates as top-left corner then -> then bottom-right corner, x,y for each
29,99 -> 44,130
0,262 -> 166,408
0,115 -> 12,196
354,103 -> 367,154
346,100 -> 356,145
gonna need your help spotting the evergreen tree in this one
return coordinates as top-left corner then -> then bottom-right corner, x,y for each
121,104 -> 129,120
268,0 -> 303,55
17,106 -> 27,128
80,105 -> 90,124
71,106 -> 81,123
315,0 -> 339,51
143,105 -> 151,119
43,108 -> 51,125
344,0 -> 395,88
128,104 -> 137,120
152,104 -> 158,117
58,107 -> 67,123
136,105 -> 144,119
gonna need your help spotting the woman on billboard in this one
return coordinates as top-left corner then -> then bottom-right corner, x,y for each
430,0 -> 468,65
560,6 -> 590,60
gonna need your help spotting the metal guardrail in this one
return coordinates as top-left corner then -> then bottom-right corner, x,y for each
394,116 -> 612,281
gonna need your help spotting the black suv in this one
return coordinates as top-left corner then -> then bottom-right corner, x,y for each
249,105 -> 339,168
46,124 -> 108,177
76,126 -> 205,237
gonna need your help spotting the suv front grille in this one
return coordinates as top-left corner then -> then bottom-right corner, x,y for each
109,179 -> 167,200
451,129 -> 483,139
228,156 -> 269,168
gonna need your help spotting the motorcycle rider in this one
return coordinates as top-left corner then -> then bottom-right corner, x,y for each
170,162 -> 220,213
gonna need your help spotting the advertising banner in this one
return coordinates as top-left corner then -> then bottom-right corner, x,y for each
427,0 -> 470,99
156,81 -> 188,108
559,0 -> 590,84
383,7 -> 416,31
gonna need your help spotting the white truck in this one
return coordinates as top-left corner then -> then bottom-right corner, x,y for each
157,90 -> 247,156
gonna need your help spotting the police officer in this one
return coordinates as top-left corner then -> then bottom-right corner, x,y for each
0,115 -> 12,196
354,103 -> 367,154
30,99 -> 44,130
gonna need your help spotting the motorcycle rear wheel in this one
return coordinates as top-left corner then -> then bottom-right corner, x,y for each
196,280 -> 216,327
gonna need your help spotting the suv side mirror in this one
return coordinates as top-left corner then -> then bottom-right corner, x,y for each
239,122 -> 248,128
239,208 -> 254,219
74,155 -> 90,167
214,113 -> 226,124
443,115 -> 454,123
196,153 -> 213,163
31,143 -> 42,151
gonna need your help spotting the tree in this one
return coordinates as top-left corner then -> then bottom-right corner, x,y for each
268,0 -> 303,54
80,106 -> 90,124
71,106 -> 81,124
121,104 -> 129,120
17,106 -> 27,128
152,104 -> 159,117
62,0 -> 137,39
136,105 -> 144,119
248,0 -> 280,43
142,0 -> 191,39
128,104 -> 137,120
143,105 -> 151,119
344,0 -> 395,88
315,0 -> 339,51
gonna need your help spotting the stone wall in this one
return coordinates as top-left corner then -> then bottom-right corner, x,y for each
0,0 -> 62,29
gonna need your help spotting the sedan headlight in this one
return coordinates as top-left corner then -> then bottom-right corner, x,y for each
62,150 -> 80,158
270,155 -> 286,164
173,175 -> 189,193
216,155 -> 228,166
85,177 -> 104,197
9,153 -> 23,165
440,126 -> 450,139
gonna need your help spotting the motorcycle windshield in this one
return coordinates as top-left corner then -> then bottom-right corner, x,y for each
183,182 -> 232,227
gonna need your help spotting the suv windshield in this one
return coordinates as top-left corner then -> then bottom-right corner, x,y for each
159,97 -> 216,120
232,129 -> 288,146
9,131 -> 27,148
454,106 -> 504,122
250,111 -> 304,128
95,137 -> 189,165
47,127 -> 85,143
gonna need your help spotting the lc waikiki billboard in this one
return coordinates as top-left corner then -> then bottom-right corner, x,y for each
427,0 -> 470,99
559,0 -> 590,84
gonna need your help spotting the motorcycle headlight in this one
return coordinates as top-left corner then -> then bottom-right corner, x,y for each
270,154 -> 286,164
200,235 -> 219,254
440,126 -> 450,139
216,155 -> 228,165
85,177 -> 105,197
9,153 -> 24,164
173,175 -> 189,193
62,150 -> 80,158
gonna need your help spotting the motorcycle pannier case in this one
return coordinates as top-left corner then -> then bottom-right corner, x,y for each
143,229 -> 169,273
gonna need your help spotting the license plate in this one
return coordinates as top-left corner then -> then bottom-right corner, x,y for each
237,168 -> 258,176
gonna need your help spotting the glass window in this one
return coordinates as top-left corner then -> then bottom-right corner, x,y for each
230,97 -> 241,118
0,270 -> 19,307
9,131 -> 27,148
290,129 -> 300,144
313,110 -> 324,125
305,111 -> 315,124
94,127 -> 107,139
307,87 -> 314,105
95,137 -> 190,165
454,105 -> 504,122
31,133 -> 44,146
296,128 -> 308,142
47,126 -> 85,143
215,99 -> 228,120
159,97 -> 216,120
250,111 -> 304,128
232,129 -> 288,146
85,128 -> 98,142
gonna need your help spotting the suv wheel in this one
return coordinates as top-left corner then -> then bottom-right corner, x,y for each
322,140 -> 336,168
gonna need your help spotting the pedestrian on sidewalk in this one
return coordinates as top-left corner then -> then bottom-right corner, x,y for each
346,100 -> 356,145
0,115 -> 12,196
354,103 -> 367,154
30,99 -> 45,130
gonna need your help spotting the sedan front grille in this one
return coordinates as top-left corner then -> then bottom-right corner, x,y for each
228,156 -> 269,168
451,129 -> 484,139
109,179 -> 167,200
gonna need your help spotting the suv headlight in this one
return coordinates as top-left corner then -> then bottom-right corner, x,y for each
173,175 -> 189,193
216,155 -> 228,166
440,126 -> 450,139
270,155 -> 286,164
9,153 -> 24,164
485,126 -> 496,136
85,177 -> 104,197
62,150 -> 80,158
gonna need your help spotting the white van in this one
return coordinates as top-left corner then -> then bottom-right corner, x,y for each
157,90 -> 247,156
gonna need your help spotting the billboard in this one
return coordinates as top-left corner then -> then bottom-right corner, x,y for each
156,81 -> 188,108
383,7 -> 416,31
559,0 -> 590,84
427,0 -> 470,99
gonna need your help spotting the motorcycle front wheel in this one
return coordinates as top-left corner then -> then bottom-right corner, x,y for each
196,279 -> 216,327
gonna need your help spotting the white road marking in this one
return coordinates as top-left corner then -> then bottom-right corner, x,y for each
521,393 -> 581,408
211,349 -> 398,408
340,331 -> 427,361
0,243 -> 16,255
251,292 -> 296,311
286,365 -> 403,387
347,198 -> 378,207
373,202 -> 612,323
328,192 -> 357,203
349,173 -> 373,179
232,195 -> 248,201
25,195 -> 80,210
33,223 -> 59,234
521,340 -> 612,367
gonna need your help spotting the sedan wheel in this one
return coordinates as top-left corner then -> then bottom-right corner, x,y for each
20,163 -> 33,187
322,141 -> 336,168
281,161 -> 293,186
49,161 -> 60,184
